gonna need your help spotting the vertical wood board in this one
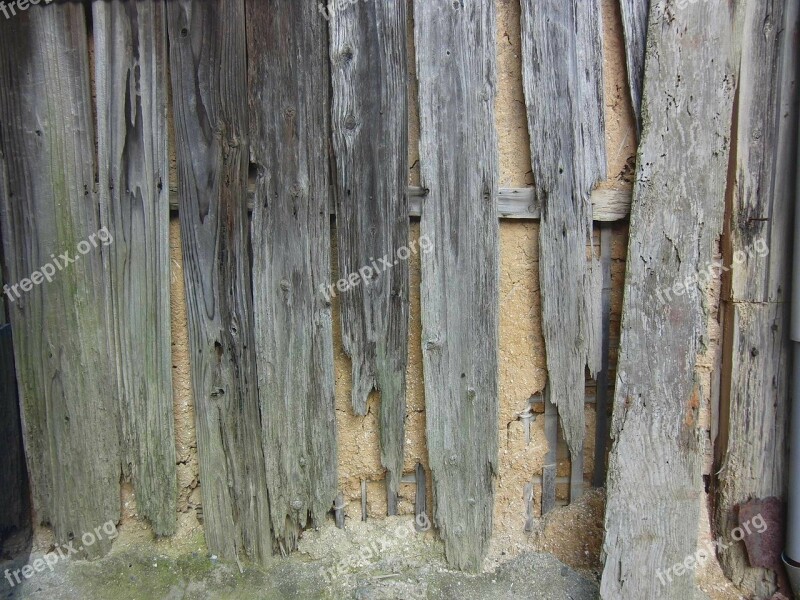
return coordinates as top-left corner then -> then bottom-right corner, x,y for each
247,0 -> 338,551
0,3 -> 121,558
94,0 -> 176,536
329,0 -> 409,515
600,1 -> 742,597
167,0 -> 272,564
414,0 -> 500,572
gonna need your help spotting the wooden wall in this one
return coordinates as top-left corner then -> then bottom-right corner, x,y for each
0,1 -> 796,593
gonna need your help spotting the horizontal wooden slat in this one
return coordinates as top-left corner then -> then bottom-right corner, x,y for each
168,186 -> 631,221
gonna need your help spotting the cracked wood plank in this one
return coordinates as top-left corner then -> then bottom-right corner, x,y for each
94,0 -> 176,536
414,0 -> 500,572
600,1 -> 743,597
167,0 -> 272,564
714,1 -> 799,596
247,0 -> 338,552
0,3 -> 121,558
329,0 -> 409,515
619,0 -> 650,127
521,0 -> 606,502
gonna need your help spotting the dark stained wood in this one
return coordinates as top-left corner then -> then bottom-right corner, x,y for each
329,0 -> 409,515
600,1 -> 743,596
521,0 -> 606,502
0,325 -> 27,535
0,3 -> 121,558
247,0 -> 338,552
714,1 -> 799,596
93,0 -> 176,536
414,0 -> 500,571
619,0 -> 650,128
167,0 -> 271,564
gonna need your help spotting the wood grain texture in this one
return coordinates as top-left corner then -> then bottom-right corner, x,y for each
414,0 -> 500,571
619,0 -> 649,127
0,3 -> 121,558
247,0 -> 338,551
0,325 -> 27,534
600,1 -> 742,596
329,0 -> 409,515
167,0 -> 272,564
521,0 -> 606,488
94,0 -> 176,536
714,1 -> 798,595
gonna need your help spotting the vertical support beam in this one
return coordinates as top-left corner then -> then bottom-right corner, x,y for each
94,0 -> 176,536
600,1 -> 742,597
593,223 -> 613,488
329,0 -> 409,516
0,3 -> 121,558
715,1 -> 799,596
414,0 -> 500,571
618,0 -> 649,128
167,0 -> 272,564
521,0 -> 606,504
542,390 -> 558,516
247,0 -> 338,552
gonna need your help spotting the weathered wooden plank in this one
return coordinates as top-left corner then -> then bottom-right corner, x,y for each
415,0 -> 500,571
600,1 -> 742,596
0,3 -> 121,558
170,184 -> 632,221
717,303 -> 791,597
329,0 -> 409,515
247,0 -> 338,552
714,1 -> 798,595
94,0 -> 176,536
167,0 -> 271,564
0,325 -> 27,534
619,0 -> 649,128
521,0 -> 606,501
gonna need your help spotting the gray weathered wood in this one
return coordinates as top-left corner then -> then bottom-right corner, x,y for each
415,0 -> 500,571
600,1 -> 743,596
167,0 -> 272,564
619,0 -> 649,128
329,0 -> 409,516
0,3 -> 121,558
714,1 -> 798,595
170,184 -> 631,222
0,325 -> 26,535
94,0 -> 176,536
247,0 -> 338,552
334,492 -> 345,529
593,223 -> 613,488
521,0 -> 606,502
